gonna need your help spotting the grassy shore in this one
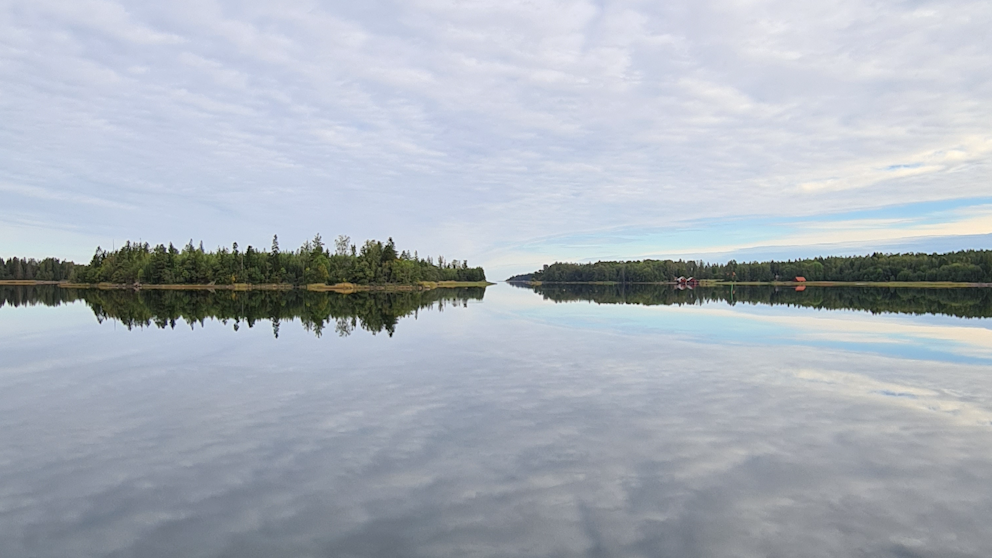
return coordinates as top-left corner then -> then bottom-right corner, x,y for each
510,280 -> 992,288
1,280 -> 494,292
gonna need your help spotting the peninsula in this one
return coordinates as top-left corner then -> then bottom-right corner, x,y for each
507,250 -> 992,287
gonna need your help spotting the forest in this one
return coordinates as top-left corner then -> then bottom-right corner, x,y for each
509,249 -> 992,284
0,256 -> 75,281
514,282 -> 992,319
1,234 -> 486,285
0,284 -> 486,338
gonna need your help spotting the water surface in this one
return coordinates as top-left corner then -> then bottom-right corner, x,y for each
2,284 -> 992,557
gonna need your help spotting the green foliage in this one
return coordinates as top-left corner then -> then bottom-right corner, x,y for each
0,285 -> 486,338
69,236 -> 486,285
520,250 -> 992,284
0,257 -> 75,281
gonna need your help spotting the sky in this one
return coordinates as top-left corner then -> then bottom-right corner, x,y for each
1,0 -> 990,279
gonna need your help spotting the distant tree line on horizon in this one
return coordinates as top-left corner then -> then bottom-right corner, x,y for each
2,235 -> 486,285
0,257 -> 75,281
509,250 -> 992,284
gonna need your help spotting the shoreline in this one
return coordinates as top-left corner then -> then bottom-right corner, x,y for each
0,280 -> 494,292
508,280 -> 992,288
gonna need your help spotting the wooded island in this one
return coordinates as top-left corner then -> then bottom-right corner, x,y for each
0,235 -> 488,289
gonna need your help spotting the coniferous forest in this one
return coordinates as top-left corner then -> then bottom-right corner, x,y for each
0,256 -> 75,281
0,235 -> 486,285
509,249 -> 992,284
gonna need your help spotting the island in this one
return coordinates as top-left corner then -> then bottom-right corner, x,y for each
0,235 -> 492,292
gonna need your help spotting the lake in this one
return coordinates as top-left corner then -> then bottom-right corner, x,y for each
2,283 -> 992,557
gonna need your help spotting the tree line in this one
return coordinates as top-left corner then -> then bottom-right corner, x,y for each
0,257 -> 75,281
19,234 -> 485,285
510,250 -> 992,284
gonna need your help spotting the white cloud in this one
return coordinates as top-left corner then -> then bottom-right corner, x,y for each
0,0 -> 989,271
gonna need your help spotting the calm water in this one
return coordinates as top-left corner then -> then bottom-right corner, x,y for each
2,284 -> 992,557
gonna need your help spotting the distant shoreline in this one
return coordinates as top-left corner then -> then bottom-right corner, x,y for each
508,280 -> 992,288
0,280 -> 494,292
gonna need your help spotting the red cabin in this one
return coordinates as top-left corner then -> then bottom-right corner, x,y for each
795,276 -> 807,282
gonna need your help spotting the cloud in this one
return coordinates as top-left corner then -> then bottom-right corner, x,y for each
485,198 -> 992,275
0,0 -> 989,273
0,182 -> 133,210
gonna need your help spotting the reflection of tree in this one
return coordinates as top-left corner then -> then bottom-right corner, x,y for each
0,285 -> 79,308
0,286 -> 486,337
335,317 -> 355,337
513,283 -> 992,319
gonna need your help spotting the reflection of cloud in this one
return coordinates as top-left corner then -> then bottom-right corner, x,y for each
4,301 -> 992,556
659,303 -> 992,361
795,368 -> 992,427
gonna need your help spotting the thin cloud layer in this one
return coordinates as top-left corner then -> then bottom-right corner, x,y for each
1,0 -> 989,274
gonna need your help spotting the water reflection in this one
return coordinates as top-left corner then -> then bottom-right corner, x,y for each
0,285 -> 486,337
3,285 -> 992,557
506,283 -> 992,365
515,282 -> 992,318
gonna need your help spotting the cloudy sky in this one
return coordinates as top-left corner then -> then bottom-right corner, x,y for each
1,0 -> 990,278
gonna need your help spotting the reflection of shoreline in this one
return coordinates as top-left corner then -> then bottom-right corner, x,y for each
513,282 -> 992,319
0,285 -> 486,337
507,280 -> 992,288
